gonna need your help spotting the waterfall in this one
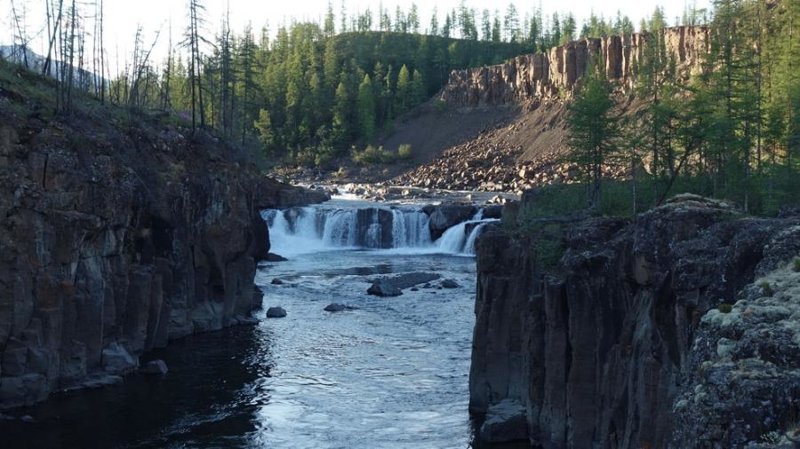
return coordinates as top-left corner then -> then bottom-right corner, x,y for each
434,210 -> 498,254
464,222 -> 495,254
262,204 -> 496,257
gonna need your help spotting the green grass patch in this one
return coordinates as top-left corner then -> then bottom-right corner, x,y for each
351,144 -> 411,165
760,281 -> 775,297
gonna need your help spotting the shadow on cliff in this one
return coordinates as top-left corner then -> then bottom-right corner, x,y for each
0,58 -> 326,409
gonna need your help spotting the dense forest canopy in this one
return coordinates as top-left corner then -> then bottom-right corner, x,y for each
0,0 -> 708,165
566,0 -> 799,215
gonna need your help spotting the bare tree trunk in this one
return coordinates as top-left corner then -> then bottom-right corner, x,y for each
44,0 -> 64,77
10,0 -> 29,67
66,0 -> 77,113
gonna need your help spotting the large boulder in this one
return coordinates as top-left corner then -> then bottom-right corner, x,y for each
266,307 -> 287,318
367,280 -> 402,297
441,279 -> 460,289
424,205 -> 477,240
367,272 -> 441,297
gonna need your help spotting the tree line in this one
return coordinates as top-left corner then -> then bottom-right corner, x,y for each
568,1 -> 800,216
4,0 -> 709,166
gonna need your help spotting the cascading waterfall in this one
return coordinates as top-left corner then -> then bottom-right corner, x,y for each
434,210 -> 499,254
262,203 -> 495,257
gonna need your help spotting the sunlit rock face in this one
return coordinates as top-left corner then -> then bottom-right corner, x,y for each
440,26 -> 710,108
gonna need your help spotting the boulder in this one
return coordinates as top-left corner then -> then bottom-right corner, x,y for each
266,307 -> 287,318
424,205 -> 477,239
367,280 -> 402,297
441,279 -> 460,289
265,253 -> 288,262
324,303 -> 348,312
270,278 -> 284,285
479,399 -> 528,443
367,272 -> 441,297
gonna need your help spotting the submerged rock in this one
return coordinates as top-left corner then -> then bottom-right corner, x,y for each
367,280 -> 403,297
323,303 -> 358,312
265,253 -> 288,262
479,399 -> 528,443
271,278 -> 284,285
266,307 -> 288,318
367,272 -> 442,297
441,279 -> 460,289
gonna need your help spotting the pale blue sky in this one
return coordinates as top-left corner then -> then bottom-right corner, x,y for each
1,0 -> 711,71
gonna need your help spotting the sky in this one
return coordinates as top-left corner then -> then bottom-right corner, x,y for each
1,0 -> 712,72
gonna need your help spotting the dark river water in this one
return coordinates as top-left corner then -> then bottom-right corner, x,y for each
2,249 -> 484,448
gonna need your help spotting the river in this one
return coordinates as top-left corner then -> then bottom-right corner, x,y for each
2,199 -> 501,448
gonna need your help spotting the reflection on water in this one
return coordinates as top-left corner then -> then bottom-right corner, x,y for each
2,251 -> 480,449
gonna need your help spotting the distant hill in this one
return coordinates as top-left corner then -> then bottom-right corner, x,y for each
0,44 -> 106,91
250,28 -> 535,162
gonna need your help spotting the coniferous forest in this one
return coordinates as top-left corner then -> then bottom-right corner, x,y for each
2,0 -> 799,215
0,1 -> 681,163
566,0 -> 799,215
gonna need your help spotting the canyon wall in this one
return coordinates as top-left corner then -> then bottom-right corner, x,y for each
472,195 -> 800,448
0,113 -> 326,408
440,26 -> 710,108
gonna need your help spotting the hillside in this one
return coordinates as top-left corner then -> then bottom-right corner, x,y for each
386,26 -> 708,192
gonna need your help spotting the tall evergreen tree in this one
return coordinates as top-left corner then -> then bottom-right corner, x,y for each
567,61 -> 619,208
357,74 -> 376,140
395,64 -> 411,114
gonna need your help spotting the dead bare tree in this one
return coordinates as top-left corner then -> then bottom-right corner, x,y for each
43,0 -> 64,78
10,0 -> 29,67
183,0 -> 208,132
128,26 -> 161,109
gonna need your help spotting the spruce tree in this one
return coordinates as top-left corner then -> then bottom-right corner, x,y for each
395,64 -> 411,114
357,74 -> 376,140
567,62 -> 619,209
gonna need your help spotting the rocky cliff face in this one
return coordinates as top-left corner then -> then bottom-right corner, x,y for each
440,26 -> 709,108
0,99 -> 326,408
472,195 -> 800,448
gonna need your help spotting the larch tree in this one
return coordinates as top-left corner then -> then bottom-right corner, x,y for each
567,61 -> 620,209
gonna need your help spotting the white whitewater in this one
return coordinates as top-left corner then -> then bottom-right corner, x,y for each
262,203 -> 495,257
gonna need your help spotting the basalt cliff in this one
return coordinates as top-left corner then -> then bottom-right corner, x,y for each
472,194 -> 800,448
394,27 -> 709,192
440,26 -> 708,108
0,64 -> 326,408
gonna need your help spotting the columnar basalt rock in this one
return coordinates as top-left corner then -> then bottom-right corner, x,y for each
439,26 -> 710,108
471,195 -> 800,448
0,117 -> 327,408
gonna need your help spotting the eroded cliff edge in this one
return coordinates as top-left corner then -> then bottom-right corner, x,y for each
472,195 -> 800,448
0,68 -> 327,408
440,26 -> 709,108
